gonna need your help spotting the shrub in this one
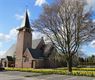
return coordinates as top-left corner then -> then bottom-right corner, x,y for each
5,67 -> 95,77
0,67 -> 5,71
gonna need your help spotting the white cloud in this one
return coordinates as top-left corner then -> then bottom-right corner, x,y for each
35,0 -> 47,6
33,31 -> 45,39
0,43 -> 5,57
86,0 -> 95,10
86,0 -> 92,5
0,27 -> 18,42
0,51 -> 5,55
9,28 -> 18,38
93,19 -> 95,22
15,14 -> 24,20
0,33 -> 10,42
90,40 -> 95,48
0,42 -> 2,48
0,51 -> 6,58
15,9 -> 31,20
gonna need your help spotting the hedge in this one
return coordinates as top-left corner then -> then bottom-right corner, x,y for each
5,67 -> 95,77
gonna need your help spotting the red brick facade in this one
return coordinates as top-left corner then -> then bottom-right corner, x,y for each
15,29 -> 32,68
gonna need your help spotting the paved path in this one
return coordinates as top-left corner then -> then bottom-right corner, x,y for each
0,71 -> 95,80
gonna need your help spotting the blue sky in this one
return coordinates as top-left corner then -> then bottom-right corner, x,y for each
0,0 -> 95,57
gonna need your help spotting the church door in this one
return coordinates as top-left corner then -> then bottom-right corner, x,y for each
31,60 -> 36,68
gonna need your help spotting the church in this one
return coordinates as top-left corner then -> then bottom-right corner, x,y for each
0,10 -> 58,68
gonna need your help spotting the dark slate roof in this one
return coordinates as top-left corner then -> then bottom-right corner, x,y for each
6,56 -> 14,61
20,10 -> 30,28
28,48 -> 44,59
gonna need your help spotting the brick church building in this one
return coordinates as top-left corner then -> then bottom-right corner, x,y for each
0,10 -> 58,68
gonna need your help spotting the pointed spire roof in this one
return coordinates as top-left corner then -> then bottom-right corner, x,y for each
20,10 -> 30,28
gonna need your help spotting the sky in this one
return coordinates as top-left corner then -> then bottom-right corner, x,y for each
0,0 -> 95,57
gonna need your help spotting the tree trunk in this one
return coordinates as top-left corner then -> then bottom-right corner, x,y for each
67,56 -> 72,73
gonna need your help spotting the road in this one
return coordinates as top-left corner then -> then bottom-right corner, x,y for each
0,71 -> 95,80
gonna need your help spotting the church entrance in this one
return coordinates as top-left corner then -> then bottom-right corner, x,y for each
31,60 -> 36,68
4,61 -> 7,67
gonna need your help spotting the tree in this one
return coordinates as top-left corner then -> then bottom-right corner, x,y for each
86,55 -> 95,63
32,0 -> 94,73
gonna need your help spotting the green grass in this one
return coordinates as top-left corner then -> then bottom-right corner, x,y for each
57,67 -> 95,71
5,67 -> 95,77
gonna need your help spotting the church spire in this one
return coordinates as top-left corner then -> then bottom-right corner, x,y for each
17,10 -> 33,31
20,10 -> 30,28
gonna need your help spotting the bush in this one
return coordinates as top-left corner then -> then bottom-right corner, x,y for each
5,67 -> 95,77
0,68 -> 5,71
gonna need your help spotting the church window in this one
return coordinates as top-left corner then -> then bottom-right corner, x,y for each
23,55 -> 29,62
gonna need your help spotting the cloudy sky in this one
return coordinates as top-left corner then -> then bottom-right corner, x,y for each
0,0 -> 95,56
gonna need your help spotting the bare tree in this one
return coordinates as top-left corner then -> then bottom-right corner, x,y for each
32,0 -> 95,73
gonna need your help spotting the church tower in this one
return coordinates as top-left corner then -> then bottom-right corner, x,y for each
15,10 -> 33,68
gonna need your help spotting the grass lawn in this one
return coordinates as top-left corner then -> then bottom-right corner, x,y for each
5,67 -> 95,77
